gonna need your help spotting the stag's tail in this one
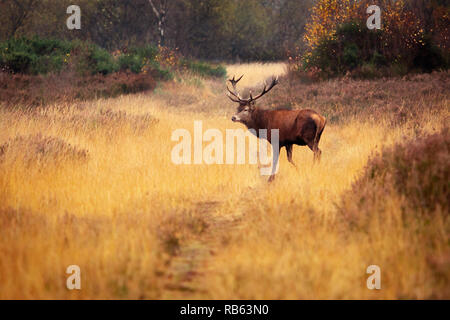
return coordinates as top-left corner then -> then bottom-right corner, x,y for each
314,115 -> 326,147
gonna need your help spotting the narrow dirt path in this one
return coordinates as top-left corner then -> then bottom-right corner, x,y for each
160,198 -> 247,299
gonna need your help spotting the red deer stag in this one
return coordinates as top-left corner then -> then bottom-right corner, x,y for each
227,75 -> 326,182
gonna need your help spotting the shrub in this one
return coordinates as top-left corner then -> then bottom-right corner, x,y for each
128,45 -> 159,61
118,54 -> 144,74
302,38 -> 337,76
0,51 -> 36,73
181,59 -> 227,78
302,21 -> 384,76
0,71 -> 157,107
351,63 -> 381,79
371,51 -> 387,67
0,37 -> 73,74
342,43 -> 359,70
75,43 -> 118,75
118,45 -> 176,80
366,129 -> 449,212
301,0 -> 449,78
341,128 -> 449,227
413,35 -> 446,73
118,45 -> 159,74
0,37 -> 120,76
389,62 -> 409,77
145,60 -> 173,81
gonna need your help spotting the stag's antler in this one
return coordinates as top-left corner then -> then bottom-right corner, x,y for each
226,75 -> 279,104
226,75 -> 244,102
249,77 -> 279,101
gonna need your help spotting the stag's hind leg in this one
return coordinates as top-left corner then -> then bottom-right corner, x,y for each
313,146 -> 322,163
307,143 -> 322,163
311,119 -> 326,163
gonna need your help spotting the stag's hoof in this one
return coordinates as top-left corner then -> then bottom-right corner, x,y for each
268,175 -> 276,183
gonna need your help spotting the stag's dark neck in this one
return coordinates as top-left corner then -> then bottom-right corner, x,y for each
245,107 -> 269,132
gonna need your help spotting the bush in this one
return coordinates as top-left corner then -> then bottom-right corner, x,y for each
302,38 -> 337,76
0,71 -> 157,107
0,37 -> 224,83
301,5 -> 449,79
413,35 -> 446,73
128,45 -> 158,61
117,45 -> 177,80
1,51 -> 35,73
341,128 -> 449,227
302,21 -> 384,77
118,54 -> 144,74
181,59 -> 226,78
351,63 -> 381,79
365,128 -> 449,212
0,37 -> 73,74
74,43 -> 118,75
371,51 -> 387,67
0,37 -> 120,76
147,60 -> 173,81
342,43 -> 359,70
118,45 -> 159,74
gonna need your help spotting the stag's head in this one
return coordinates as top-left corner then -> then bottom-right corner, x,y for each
226,75 -> 279,124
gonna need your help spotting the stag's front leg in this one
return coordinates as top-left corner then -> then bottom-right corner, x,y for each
268,146 -> 280,182
286,144 -> 298,170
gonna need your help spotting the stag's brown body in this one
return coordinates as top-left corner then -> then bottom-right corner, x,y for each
227,75 -> 326,181
242,108 -> 326,150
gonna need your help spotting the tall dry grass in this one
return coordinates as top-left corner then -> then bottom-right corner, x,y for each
226,62 -> 287,87
0,63 -> 448,299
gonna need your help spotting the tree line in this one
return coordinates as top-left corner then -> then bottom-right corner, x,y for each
0,0 -> 314,61
0,0 -> 448,72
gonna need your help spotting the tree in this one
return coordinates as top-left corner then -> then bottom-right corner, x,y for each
0,0 -> 38,38
148,0 -> 169,46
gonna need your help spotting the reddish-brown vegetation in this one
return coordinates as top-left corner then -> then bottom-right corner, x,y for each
342,127 -> 449,225
0,134 -> 89,167
0,71 -> 156,107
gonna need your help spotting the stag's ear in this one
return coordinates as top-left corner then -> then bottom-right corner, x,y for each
249,100 -> 256,110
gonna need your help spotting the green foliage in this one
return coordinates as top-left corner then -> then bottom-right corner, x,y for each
128,45 -> 159,61
118,54 -> 144,74
0,37 -> 120,75
88,45 -> 117,75
0,37 -> 73,74
371,51 -> 386,67
342,43 -> 359,70
1,36 -> 224,83
72,43 -> 118,75
302,21 -> 390,77
302,38 -> 338,76
148,60 -> 174,81
118,45 -> 158,74
181,59 -> 226,78
413,35 -> 447,72
301,5 -> 449,78
0,50 -> 34,73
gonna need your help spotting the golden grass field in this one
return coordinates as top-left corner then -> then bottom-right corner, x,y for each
0,63 -> 448,299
